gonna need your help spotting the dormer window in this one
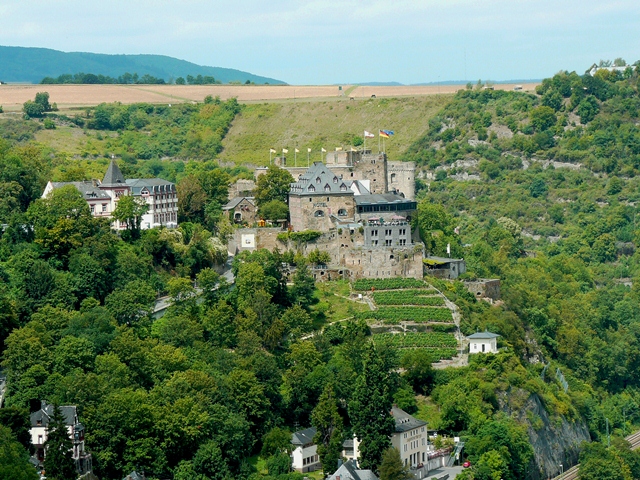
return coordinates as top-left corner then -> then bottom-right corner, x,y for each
324,184 -> 331,192
316,177 -> 321,183
308,185 -> 315,192
340,184 -> 347,191
333,176 -> 338,183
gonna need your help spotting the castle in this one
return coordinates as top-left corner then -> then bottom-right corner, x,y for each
230,151 -> 424,280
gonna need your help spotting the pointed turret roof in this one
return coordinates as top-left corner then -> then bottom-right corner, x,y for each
102,159 -> 126,187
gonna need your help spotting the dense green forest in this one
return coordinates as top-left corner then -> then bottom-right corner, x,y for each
3,66 -> 640,479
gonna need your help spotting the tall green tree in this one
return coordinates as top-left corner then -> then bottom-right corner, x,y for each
254,166 -> 294,205
379,447 -> 412,480
43,405 -> 76,480
112,195 -> 149,240
349,342 -> 395,472
312,384 -> 344,475
0,425 -> 39,480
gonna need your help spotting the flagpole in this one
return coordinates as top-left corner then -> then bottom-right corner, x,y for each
308,149 -> 310,167
295,148 -> 297,167
270,150 -> 272,165
378,131 -> 381,153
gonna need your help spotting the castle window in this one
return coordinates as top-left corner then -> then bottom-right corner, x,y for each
333,176 -> 338,183
316,177 -> 321,183
308,185 -> 315,192
340,184 -> 347,191
314,210 -> 325,217
338,209 -> 347,217
324,184 -> 331,192
391,173 -> 397,183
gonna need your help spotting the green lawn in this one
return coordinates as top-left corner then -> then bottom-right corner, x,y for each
310,280 -> 369,328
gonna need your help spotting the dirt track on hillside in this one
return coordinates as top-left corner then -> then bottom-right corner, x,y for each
0,83 -> 539,111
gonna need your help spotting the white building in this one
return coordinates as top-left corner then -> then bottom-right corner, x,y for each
345,406 -> 431,470
42,159 -> 178,230
468,331 -> 500,354
30,400 -> 92,475
326,459 -> 378,480
291,427 -> 321,473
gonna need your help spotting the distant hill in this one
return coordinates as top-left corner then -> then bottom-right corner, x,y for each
0,45 -> 286,85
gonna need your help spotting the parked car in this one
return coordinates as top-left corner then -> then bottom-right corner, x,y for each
463,461 -> 472,468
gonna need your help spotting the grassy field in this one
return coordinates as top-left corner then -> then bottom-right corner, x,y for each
217,95 -> 452,166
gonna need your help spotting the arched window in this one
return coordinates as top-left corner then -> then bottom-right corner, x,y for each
338,209 -> 347,217
314,210 -> 325,217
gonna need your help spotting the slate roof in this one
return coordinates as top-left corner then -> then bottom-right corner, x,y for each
392,405 -> 426,433
327,460 -> 378,480
223,196 -> 255,210
102,160 -> 127,187
125,178 -> 176,195
289,162 -> 353,196
30,401 -> 77,428
468,331 -> 501,340
50,181 -> 111,201
291,426 -> 317,446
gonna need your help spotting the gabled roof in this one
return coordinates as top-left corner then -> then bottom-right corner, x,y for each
289,162 -> 353,196
223,196 -> 256,210
327,460 -> 378,480
102,159 -> 126,187
291,426 -> 317,446
30,401 -> 78,428
49,181 -> 111,201
468,331 -> 500,340
391,405 -> 426,433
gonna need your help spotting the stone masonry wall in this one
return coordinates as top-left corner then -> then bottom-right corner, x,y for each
387,161 -> 416,200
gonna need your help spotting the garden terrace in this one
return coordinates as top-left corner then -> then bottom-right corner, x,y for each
353,277 -> 429,291
372,290 -> 444,306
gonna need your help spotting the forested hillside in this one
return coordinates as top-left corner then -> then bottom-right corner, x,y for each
0,45 -> 285,84
2,66 -> 640,480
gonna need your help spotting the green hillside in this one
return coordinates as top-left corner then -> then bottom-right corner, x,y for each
218,95 -> 451,166
0,45 -> 286,84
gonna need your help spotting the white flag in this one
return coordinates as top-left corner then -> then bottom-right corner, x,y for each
321,148 -> 327,153
269,148 -> 276,153
307,148 -> 312,153
282,148 -> 289,154
364,130 -> 375,138
335,147 -> 343,151
295,148 -> 300,153
447,243 -> 451,255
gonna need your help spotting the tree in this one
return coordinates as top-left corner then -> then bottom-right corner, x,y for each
379,447 -> 412,480
289,264 -> 315,309
112,195 -> 149,239
22,100 -> 45,118
261,427 -> 292,458
401,349 -> 435,395
349,342 -> 395,472
259,199 -> 289,221
175,77 -> 186,85
312,384 -> 344,475
0,425 -> 39,480
529,106 -> 556,131
254,166 -> 294,206
193,441 -> 230,480
43,405 -> 76,480
34,92 -> 52,112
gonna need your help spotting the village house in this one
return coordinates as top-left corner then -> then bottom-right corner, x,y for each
42,159 -> 178,229
223,196 -> 258,224
468,331 -> 500,354
291,426 -> 321,473
30,400 -> 92,475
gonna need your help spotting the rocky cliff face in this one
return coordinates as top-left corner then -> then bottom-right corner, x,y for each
499,389 -> 590,479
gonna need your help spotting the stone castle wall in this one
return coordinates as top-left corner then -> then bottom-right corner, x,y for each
387,161 -> 416,200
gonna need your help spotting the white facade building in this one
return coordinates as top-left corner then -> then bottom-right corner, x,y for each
468,331 -> 500,354
291,427 -> 321,473
42,160 -> 178,230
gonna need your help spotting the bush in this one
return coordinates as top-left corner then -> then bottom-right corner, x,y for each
43,118 -> 56,129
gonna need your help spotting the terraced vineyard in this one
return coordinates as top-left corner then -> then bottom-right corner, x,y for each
356,306 -> 453,323
372,290 -> 444,306
353,277 -> 459,360
353,278 -> 429,291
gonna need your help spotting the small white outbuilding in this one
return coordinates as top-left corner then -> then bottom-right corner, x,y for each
468,331 -> 500,354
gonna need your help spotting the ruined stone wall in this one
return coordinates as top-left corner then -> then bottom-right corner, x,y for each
342,246 -> 423,279
387,161 -> 416,200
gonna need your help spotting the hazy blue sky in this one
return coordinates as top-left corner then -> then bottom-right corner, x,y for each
1,0 -> 638,84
